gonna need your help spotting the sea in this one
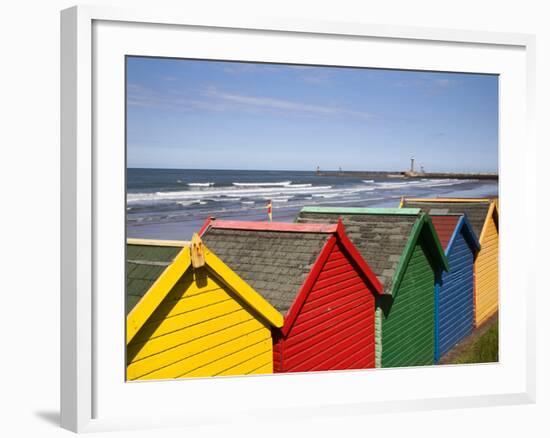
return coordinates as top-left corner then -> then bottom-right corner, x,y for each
127,168 -> 498,240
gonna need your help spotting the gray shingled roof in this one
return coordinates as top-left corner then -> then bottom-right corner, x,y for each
401,200 -> 490,237
126,244 -> 182,315
201,228 -> 330,315
297,212 -> 419,294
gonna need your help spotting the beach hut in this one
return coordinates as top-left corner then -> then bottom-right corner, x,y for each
297,207 -> 448,368
126,237 -> 284,381
199,219 -> 383,373
428,214 -> 480,361
400,198 -> 499,327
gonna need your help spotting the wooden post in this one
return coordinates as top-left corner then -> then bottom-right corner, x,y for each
191,233 -> 206,268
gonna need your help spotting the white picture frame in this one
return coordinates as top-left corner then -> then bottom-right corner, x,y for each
60,5 -> 536,433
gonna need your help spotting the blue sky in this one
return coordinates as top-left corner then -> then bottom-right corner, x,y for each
127,57 -> 498,172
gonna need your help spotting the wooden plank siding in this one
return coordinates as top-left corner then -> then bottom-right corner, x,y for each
272,330 -> 283,371
276,242 -> 377,372
398,198 -> 499,329
438,227 -> 475,359
380,239 -> 435,367
127,267 -> 273,380
297,208 -> 448,369
475,214 -> 499,326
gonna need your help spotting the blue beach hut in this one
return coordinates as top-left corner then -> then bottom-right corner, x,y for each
430,214 -> 480,361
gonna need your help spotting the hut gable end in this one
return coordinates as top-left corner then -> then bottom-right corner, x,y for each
280,240 -> 378,371
423,214 -> 480,360
437,227 -> 475,359
381,237 -> 436,367
126,239 -> 284,380
127,268 -> 274,380
475,204 -> 499,325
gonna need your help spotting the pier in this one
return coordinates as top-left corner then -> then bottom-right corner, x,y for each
404,171 -> 498,180
315,159 -> 498,180
314,170 -> 498,180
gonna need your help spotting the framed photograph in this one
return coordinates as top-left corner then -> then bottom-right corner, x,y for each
61,5 -> 536,433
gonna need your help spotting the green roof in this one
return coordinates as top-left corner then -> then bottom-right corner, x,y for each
126,244 -> 183,315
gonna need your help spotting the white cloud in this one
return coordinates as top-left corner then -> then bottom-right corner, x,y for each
203,87 -> 372,119
127,83 -> 373,120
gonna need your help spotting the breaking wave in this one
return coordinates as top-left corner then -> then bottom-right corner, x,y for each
232,181 -> 292,187
187,182 -> 214,187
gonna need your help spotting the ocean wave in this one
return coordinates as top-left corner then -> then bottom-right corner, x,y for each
212,197 -> 241,202
176,200 -> 207,206
376,181 -> 420,187
232,181 -> 292,187
374,178 -> 469,190
187,182 -> 214,187
284,183 -> 312,188
362,179 -> 375,183
127,184 -> 333,204
127,178 -> 476,210
347,187 -> 375,193
136,194 -> 391,223
312,193 -> 340,199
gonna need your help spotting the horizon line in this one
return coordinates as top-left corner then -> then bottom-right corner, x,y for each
127,166 -> 499,173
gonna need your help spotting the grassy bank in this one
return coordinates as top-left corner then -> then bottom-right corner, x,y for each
439,314 -> 499,365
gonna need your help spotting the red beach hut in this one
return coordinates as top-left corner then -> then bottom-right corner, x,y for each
200,218 -> 383,373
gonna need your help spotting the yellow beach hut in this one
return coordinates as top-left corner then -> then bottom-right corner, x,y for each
400,197 -> 499,326
126,235 -> 284,381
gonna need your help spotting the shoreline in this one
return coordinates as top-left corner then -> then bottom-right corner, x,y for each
127,187 -> 499,241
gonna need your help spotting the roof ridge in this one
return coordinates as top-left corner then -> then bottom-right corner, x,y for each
300,206 -> 421,215
403,197 -> 493,203
126,238 -> 189,247
207,219 -> 338,233
127,259 -> 171,267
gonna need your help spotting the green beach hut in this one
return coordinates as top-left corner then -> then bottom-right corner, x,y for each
297,207 -> 448,368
